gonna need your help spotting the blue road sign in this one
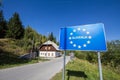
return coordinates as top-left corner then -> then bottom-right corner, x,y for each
59,23 -> 107,51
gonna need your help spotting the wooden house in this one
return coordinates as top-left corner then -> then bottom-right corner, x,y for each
39,40 -> 62,58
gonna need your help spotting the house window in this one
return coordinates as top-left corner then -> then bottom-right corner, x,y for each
52,53 -> 54,56
48,47 -> 51,50
45,47 -> 47,50
45,53 -> 47,56
48,53 -> 50,56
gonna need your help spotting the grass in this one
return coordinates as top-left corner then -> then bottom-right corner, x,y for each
0,38 -> 25,55
0,56 -> 50,69
51,58 -> 120,80
0,59 -> 38,69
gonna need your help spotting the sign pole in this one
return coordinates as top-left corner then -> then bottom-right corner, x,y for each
62,50 -> 66,80
97,52 -> 103,80
62,27 -> 66,80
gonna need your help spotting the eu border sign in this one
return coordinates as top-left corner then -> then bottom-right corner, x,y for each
59,23 -> 107,51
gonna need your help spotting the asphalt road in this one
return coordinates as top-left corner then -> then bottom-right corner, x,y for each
0,56 -> 70,80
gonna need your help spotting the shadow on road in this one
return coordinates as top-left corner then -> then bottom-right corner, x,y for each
66,69 -> 87,80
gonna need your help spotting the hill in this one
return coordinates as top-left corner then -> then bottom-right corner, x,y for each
0,39 -> 32,69
0,39 -> 25,55
51,58 -> 120,80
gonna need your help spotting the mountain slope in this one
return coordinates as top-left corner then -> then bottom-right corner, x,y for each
0,39 -> 28,68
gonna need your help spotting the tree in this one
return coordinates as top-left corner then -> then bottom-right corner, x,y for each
102,40 -> 120,68
0,10 -> 7,38
23,26 -> 44,51
6,12 -> 24,39
48,32 -> 56,43
24,26 -> 34,40
24,25 -> 42,44
41,35 -> 47,43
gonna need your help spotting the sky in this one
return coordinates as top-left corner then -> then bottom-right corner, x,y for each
2,0 -> 120,41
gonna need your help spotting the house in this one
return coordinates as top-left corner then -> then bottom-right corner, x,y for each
39,40 -> 62,58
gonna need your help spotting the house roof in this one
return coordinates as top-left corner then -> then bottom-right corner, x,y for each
43,40 -> 59,50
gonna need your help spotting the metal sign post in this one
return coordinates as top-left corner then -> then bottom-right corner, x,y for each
97,52 -> 103,80
62,51 -> 66,80
62,27 -> 66,80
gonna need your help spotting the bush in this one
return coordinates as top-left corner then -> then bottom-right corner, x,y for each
74,51 -> 86,60
85,52 -> 97,63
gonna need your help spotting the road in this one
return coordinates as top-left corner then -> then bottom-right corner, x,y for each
0,56 -> 70,80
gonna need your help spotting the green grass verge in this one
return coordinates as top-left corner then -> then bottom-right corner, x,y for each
51,58 -> 120,80
0,58 -> 49,69
0,59 -> 38,69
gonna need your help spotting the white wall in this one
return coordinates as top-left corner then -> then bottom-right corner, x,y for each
39,51 -> 56,58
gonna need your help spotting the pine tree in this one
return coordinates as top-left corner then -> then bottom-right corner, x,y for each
48,32 -> 56,43
6,12 -> 24,39
0,10 -> 7,38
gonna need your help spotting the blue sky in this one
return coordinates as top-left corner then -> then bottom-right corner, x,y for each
2,0 -> 120,41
